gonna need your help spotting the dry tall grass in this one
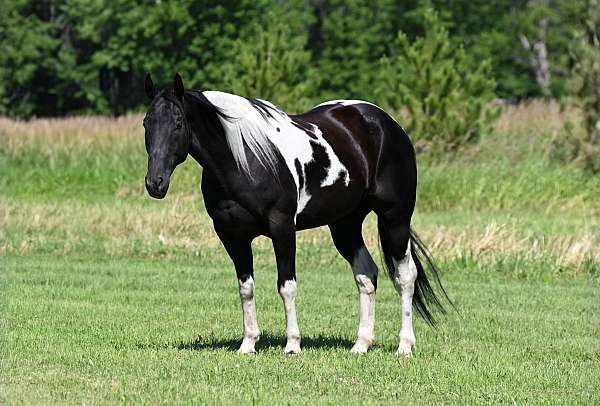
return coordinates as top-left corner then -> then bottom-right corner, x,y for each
1,101 -> 598,273
0,114 -> 143,153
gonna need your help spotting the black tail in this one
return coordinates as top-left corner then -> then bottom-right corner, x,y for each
378,221 -> 452,326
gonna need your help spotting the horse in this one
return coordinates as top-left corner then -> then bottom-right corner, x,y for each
142,73 -> 448,356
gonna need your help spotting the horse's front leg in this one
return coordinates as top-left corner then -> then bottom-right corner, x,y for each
269,212 -> 301,355
215,226 -> 259,355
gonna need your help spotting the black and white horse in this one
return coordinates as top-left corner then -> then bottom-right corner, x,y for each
142,74 -> 447,356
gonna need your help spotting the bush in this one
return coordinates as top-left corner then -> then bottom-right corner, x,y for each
554,0 -> 600,173
376,9 -> 499,154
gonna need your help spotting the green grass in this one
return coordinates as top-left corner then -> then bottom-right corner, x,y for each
1,103 -> 600,403
2,255 -> 599,404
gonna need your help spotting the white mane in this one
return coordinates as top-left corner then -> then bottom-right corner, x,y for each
202,91 -> 350,220
202,91 -> 282,177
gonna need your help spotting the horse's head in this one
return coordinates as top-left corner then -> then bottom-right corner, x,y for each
142,73 -> 190,199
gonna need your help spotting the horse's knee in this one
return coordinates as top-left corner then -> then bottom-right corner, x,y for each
355,274 -> 376,295
394,242 -> 417,290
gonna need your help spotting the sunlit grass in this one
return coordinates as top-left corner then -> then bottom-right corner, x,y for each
2,255 -> 598,404
1,100 -> 599,403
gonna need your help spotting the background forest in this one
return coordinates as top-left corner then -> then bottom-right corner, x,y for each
0,0 -> 589,118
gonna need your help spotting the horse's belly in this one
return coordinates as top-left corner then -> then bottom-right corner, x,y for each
294,177 -> 366,230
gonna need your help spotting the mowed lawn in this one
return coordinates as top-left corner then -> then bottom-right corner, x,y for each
1,102 -> 599,403
2,253 -> 598,404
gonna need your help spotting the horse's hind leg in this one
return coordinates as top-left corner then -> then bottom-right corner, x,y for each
329,209 -> 378,353
377,210 -> 417,356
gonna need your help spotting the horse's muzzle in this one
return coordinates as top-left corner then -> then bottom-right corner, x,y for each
145,174 -> 169,199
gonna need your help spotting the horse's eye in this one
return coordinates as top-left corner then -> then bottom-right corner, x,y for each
175,121 -> 182,130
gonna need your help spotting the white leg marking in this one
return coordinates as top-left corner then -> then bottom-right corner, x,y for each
238,277 -> 260,354
350,274 -> 376,353
394,242 -> 417,357
279,280 -> 301,355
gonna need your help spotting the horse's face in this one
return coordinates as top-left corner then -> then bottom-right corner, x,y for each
143,74 -> 189,199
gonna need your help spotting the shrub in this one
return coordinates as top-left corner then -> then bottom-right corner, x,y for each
554,0 -> 600,173
376,9 -> 500,154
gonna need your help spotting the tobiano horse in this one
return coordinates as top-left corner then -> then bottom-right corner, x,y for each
142,73 -> 449,356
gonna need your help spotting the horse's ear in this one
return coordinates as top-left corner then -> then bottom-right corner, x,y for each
173,73 -> 184,101
145,73 -> 156,100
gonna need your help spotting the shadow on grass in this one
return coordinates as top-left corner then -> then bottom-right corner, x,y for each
136,332 -> 354,352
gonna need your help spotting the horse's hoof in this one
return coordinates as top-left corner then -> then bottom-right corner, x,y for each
396,344 -> 413,357
238,342 -> 257,355
284,343 -> 301,356
350,344 -> 369,354
350,337 -> 372,354
238,348 -> 257,355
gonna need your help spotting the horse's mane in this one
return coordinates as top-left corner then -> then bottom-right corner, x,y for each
186,90 -> 282,179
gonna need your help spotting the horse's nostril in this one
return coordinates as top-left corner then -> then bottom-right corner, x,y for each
157,177 -> 164,187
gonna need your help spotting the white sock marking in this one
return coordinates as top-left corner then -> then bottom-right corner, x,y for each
351,274 -> 376,353
238,277 -> 260,354
394,242 -> 417,356
279,280 -> 301,354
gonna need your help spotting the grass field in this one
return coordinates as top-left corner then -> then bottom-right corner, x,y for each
1,101 -> 599,404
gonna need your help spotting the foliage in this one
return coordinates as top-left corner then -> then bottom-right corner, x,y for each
223,23 -> 318,113
554,0 -> 600,173
0,0 -> 592,117
376,9 -> 500,153
0,1 -> 63,117
312,0 -> 397,100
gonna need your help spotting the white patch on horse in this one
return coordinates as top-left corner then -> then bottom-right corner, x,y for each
393,242 -> 417,357
204,91 -> 350,221
279,280 -> 301,355
351,273 -> 376,353
238,276 -> 260,354
203,91 -> 279,176
315,99 -> 382,109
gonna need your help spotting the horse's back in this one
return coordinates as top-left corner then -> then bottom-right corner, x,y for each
291,100 -> 417,227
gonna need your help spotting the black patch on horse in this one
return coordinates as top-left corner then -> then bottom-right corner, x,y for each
291,119 -> 318,140
248,98 -> 282,121
306,140 -> 330,187
185,90 -> 231,120
294,159 -> 304,190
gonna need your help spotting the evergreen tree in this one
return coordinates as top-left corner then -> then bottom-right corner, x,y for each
376,9 -> 499,153
555,0 -> 600,172
314,0 -> 396,100
0,1 -> 65,117
222,22 -> 318,113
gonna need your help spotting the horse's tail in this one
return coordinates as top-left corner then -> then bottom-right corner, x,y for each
378,222 -> 452,326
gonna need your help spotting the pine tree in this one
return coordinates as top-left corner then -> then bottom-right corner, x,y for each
556,0 -> 600,172
315,0 -> 396,100
376,8 -> 499,153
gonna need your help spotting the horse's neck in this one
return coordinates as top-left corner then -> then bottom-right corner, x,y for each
188,125 -> 237,191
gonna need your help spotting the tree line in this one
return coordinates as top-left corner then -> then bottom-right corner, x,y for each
0,0 -> 589,118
